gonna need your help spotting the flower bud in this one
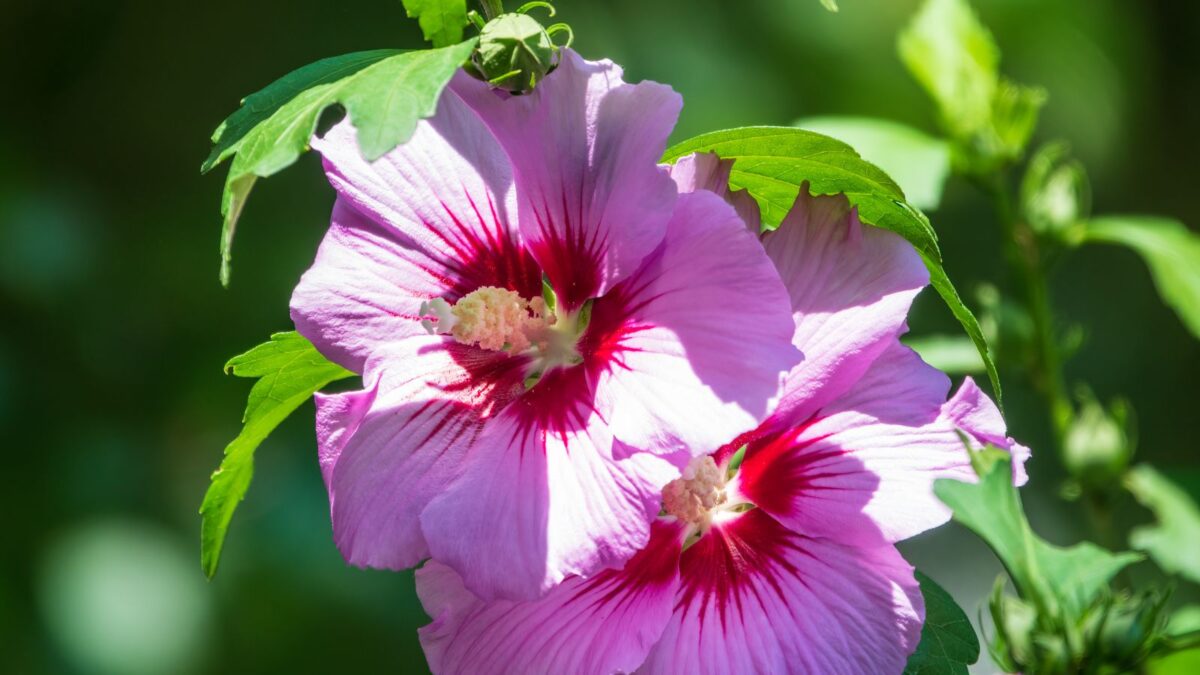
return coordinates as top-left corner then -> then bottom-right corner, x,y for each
1062,391 -> 1134,491
1020,141 -> 1091,239
470,13 -> 558,94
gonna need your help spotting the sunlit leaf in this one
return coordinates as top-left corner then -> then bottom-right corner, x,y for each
199,332 -> 354,578
1085,216 -> 1200,340
1126,465 -> 1200,584
820,0 -> 839,11
401,0 -> 469,47
904,571 -> 980,674
898,0 -> 1044,171
662,127 -> 1000,401
904,334 -> 986,374
202,41 -> 477,286
796,116 -> 950,210
898,0 -> 998,140
935,450 -> 1141,620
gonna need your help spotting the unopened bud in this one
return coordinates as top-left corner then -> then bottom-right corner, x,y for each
1021,141 -> 1091,239
471,13 -> 558,94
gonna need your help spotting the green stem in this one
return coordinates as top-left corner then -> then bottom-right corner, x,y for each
479,0 -> 505,19
979,172 -> 1072,445
977,172 -> 1126,555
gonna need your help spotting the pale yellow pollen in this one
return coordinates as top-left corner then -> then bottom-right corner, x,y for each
662,456 -> 727,529
422,286 -> 552,353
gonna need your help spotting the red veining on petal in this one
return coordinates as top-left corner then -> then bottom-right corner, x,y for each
675,510 -> 813,633
571,520 -> 683,612
527,191 -> 605,312
736,416 -> 850,517
420,189 -> 543,303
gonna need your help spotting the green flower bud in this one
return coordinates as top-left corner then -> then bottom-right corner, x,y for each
471,13 -> 558,94
1062,390 -> 1134,491
1021,141 -> 1091,239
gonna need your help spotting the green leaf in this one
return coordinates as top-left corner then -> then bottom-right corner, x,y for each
401,0 -> 469,47
820,0 -> 839,11
661,126 -> 1001,402
898,0 -> 998,141
904,571 -> 980,674
1126,465 -> 1200,584
202,40 -> 478,286
1085,216 -> 1200,340
903,334 -> 986,374
796,116 -> 950,210
935,451 -> 1141,621
897,0 -> 1045,172
199,332 -> 354,578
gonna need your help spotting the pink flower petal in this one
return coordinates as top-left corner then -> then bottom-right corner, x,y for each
762,189 -> 929,422
416,519 -> 684,675
294,88 -> 540,370
325,335 -> 529,570
667,152 -> 760,233
738,342 -> 1029,545
641,510 -> 923,675
453,51 -> 682,311
420,372 -> 680,599
314,382 -> 377,489
590,190 -> 800,456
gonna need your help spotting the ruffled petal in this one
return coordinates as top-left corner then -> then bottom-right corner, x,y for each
762,189 -> 929,422
737,342 -> 1030,545
325,335 -> 529,570
416,520 -> 683,675
640,510 -> 923,675
667,152 -> 760,233
294,87 -> 540,370
589,190 -> 800,457
453,51 -> 682,311
421,370 -> 679,599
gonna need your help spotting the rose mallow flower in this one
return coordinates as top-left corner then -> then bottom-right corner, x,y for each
290,54 -> 800,600
413,155 -> 1031,674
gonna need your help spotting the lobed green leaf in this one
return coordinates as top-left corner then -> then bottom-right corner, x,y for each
1085,216 -> 1200,340
662,126 -> 1001,402
904,571 -> 980,674
796,116 -> 951,211
203,40 -> 477,286
199,332 -> 354,578
934,451 -> 1141,622
1126,465 -> 1200,584
401,0 -> 470,47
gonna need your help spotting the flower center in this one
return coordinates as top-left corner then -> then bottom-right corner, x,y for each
420,285 -> 590,387
662,456 -> 729,531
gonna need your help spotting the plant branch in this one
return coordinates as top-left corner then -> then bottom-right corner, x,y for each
479,0 -> 505,19
976,171 -> 1127,555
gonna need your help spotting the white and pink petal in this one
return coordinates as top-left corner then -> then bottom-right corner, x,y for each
590,190 -> 800,457
640,510 -> 923,675
295,87 -> 539,370
453,50 -> 682,310
323,336 -> 528,571
420,365 -> 680,600
416,520 -> 684,675
762,189 -> 929,422
737,342 -> 1029,546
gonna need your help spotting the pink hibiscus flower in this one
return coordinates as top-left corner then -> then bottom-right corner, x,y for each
412,155 -> 1031,674
290,55 -> 800,600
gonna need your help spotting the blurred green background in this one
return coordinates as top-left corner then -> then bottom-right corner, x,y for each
2,0 -> 1198,672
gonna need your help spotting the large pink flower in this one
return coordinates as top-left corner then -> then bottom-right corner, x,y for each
291,55 -> 800,600
413,155 -> 1031,674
